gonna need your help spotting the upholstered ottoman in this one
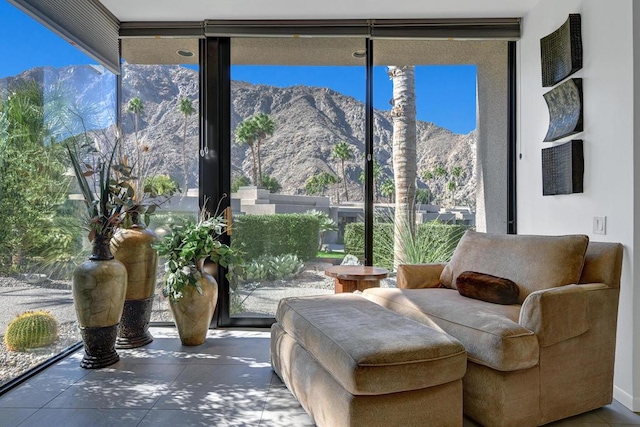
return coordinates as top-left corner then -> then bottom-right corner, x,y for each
270,293 -> 467,427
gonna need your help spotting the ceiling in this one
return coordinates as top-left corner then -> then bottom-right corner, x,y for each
99,0 -> 540,21
111,0 -> 537,66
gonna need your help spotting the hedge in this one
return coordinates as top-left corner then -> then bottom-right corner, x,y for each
344,221 -> 468,269
232,214 -> 320,261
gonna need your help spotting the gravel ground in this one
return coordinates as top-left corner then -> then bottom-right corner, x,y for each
0,275 -> 79,387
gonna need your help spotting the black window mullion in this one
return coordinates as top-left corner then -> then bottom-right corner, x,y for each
364,38 -> 374,266
507,40 -> 517,234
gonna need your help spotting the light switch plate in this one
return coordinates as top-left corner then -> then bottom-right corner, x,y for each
593,216 -> 606,235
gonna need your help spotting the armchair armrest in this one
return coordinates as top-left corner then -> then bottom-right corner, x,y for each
397,263 -> 447,289
519,284 -> 597,347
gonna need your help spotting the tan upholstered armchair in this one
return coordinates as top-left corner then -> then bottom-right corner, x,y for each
363,231 -> 623,426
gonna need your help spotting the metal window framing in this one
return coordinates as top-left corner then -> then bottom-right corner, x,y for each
8,0 -> 120,74
203,18 -> 520,39
120,18 -> 520,39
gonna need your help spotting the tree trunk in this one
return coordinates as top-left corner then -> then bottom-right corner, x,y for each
389,66 -> 417,268
249,145 -> 258,185
256,140 -> 263,187
341,159 -> 349,201
181,115 -> 188,200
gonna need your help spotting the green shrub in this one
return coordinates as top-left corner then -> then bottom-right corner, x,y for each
240,254 -> 305,282
233,214 -> 319,261
4,310 -> 58,351
344,221 -> 468,270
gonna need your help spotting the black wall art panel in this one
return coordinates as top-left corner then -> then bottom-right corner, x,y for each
542,140 -> 584,196
543,78 -> 583,142
541,14 -> 582,87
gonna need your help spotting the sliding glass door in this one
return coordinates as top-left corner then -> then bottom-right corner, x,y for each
203,34 -> 513,327
227,37 -> 366,321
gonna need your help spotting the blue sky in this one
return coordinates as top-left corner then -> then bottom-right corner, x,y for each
0,1 -> 477,134
232,65 -> 477,134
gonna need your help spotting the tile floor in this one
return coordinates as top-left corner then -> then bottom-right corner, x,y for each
0,327 -> 638,427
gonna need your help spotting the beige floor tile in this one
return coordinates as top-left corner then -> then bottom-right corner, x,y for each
0,408 -> 39,427
3,327 -> 640,427
43,362 -> 186,409
593,400 -> 640,425
17,408 -> 148,427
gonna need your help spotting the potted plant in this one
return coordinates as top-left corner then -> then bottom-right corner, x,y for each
110,117 -> 178,349
154,211 -> 240,346
66,131 -> 130,369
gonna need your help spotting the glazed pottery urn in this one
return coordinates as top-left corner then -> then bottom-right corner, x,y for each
111,217 -> 158,348
72,236 -> 127,369
170,269 -> 218,346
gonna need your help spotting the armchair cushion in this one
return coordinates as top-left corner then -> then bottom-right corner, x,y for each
440,230 -> 589,303
456,271 -> 520,305
364,287 -> 538,371
519,284 -> 591,347
397,263 -> 446,289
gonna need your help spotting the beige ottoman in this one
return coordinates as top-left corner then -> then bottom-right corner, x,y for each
271,293 -> 467,427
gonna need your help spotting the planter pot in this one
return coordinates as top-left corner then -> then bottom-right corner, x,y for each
111,224 -> 158,349
73,238 -> 127,369
169,271 -> 218,346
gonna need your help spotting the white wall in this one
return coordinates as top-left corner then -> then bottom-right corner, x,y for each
518,0 -> 639,410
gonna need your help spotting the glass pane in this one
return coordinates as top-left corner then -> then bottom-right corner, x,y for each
229,37 -> 366,318
0,2 -> 115,386
119,60 -> 200,323
371,40 -> 484,276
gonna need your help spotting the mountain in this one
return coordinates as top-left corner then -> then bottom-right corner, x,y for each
1,64 -> 477,207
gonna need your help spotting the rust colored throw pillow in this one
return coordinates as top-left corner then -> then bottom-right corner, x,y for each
456,271 -> 520,305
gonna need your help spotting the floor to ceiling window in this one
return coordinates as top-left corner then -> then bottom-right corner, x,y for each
207,30 -> 513,327
227,37 -> 366,319
119,38 -> 201,323
0,1 -> 116,387
369,39 -> 509,271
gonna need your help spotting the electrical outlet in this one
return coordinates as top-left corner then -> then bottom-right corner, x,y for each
593,216 -> 607,235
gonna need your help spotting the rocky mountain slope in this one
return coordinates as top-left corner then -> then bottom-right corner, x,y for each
1,64 -> 477,207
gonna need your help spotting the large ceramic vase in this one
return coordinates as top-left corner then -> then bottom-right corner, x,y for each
111,217 -> 158,349
72,236 -> 127,369
170,269 -> 218,346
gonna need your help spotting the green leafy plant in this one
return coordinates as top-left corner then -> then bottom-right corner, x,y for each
306,209 -> 337,250
261,174 -> 281,193
232,214 -> 319,261
4,310 -> 58,351
240,254 -> 304,282
344,219 -> 468,270
0,81 -> 78,272
231,175 -> 251,192
65,130 -> 132,243
154,212 -> 242,301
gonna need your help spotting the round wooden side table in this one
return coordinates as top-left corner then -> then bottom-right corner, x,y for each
324,265 -> 389,293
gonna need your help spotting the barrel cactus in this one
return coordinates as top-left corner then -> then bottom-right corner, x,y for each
4,310 -> 58,351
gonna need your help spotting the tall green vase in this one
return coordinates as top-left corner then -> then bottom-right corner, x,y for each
169,269 -> 218,346
111,218 -> 158,349
72,236 -> 127,369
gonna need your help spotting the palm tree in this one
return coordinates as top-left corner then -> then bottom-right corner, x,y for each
178,98 -> 195,197
332,141 -> 353,201
434,164 -> 447,178
127,97 -> 144,144
359,158 -> 383,202
388,65 -> 417,268
253,113 -> 275,187
449,165 -> 463,206
451,165 -> 463,180
234,119 -> 258,185
422,170 -> 435,204
127,97 -> 144,187
447,180 -> 457,206
380,178 -> 395,203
